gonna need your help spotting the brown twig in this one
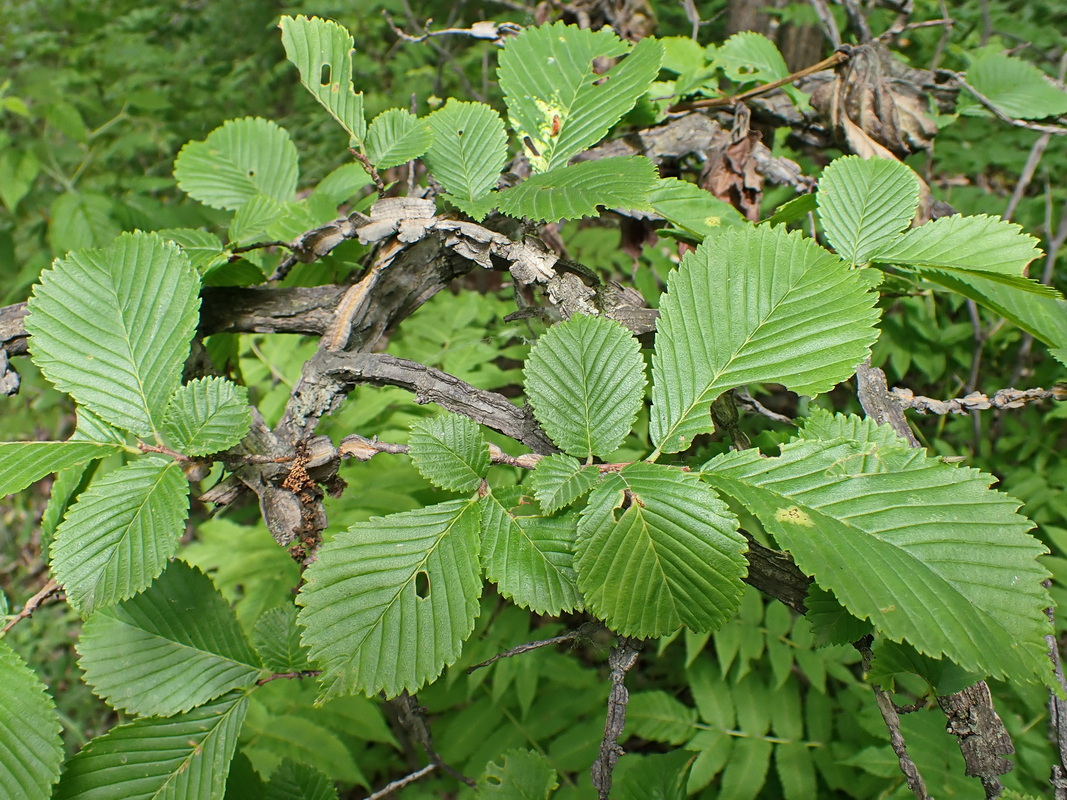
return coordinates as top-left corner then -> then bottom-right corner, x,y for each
892,385 -> 1067,415
467,623 -> 602,674
392,692 -> 476,787
1043,585 -> 1067,797
2,579 -> 60,634
668,51 -> 849,113
591,636 -> 642,800
351,148 -> 387,195
856,638 -> 931,799
363,764 -> 437,800
137,442 -> 191,461
255,669 -> 321,686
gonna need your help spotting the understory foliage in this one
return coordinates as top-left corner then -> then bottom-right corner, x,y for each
1,2 -> 1067,798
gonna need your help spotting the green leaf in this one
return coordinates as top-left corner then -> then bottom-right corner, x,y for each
804,584 -> 873,647
918,269 -> 1067,362
158,228 -> 227,273
263,759 -> 338,800
576,463 -> 746,638
719,737 -> 772,800
717,31 -> 789,84
26,232 -> 200,437
524,313 -> 646,459
364,108 -> 432,169
161,377 -> 251,457
50,458 -> 190,615
650,178 -> 747,237
279,15 -> 366,146
499,23 -> 663,172
229,195 -> 285,245
650,225 -> 879,454
796,408 -> 908,449
298,499 -> 482,698
703,439 -> 1054,684
816,156 -> 918,266
48,192 -> 120,256
254,606 -> 312,674
0,639 -> 63,799
875,214 -> 1049,294
408,413 -> 491,493
761,193 -> 817,226
425,100 -> 508,212
54,692 -> 248,800
868,639 -> 979,695
0,441 -> 121,496
613,751 -> 692,800
77,561 -> 262,717
174,118 -> 298,211
497,156 -> 657,222
962,51 -> 1067,119
476,749 -> 559,799
625,691 -> 698,745
775,742 -> 817,800
529,453 -> 600,513
480,489 -> 583,615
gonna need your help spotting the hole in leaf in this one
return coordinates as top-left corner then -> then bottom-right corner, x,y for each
613,489 -> 636,522
247,169 -> 256,177
415,571 -> 430,599
457,129 -> 464,136
486,776 -> 502,786
319,64 -> 331,86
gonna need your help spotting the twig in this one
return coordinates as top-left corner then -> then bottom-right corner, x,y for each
137,442 -> 191,462
1044,584 -> 1067,797
1003,132 -> 1051,221
255,669 -> 321,686
363,764 -> 437,800
668,51 -> 849,112
955,74 -> 1067,135
230,240 -> 290,255
856,638 -> 930,799
351,149 -> 386,196
929,0 -> 953,69
841,0 -> 873,42
467,623 -> 602,674
809,0 -> 841,47
393,692 -> 476,787
892,385 -> 1067,415
1,579 -> 59,634
591,636 -> 642,800
733,387 -> 795,425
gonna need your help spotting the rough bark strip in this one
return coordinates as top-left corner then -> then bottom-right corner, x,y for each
591,637 -> 642,800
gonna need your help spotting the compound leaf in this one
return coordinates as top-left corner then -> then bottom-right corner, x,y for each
26,232 -> 200,438
425,100 -> 507,213
524,313 -> 646,459
77,561 -> 262,717
279,15 -> 366,145
576,463 -> 746,638
408,413 -> 491,493
497,156 -> 656,222
161,377 -> 251,457
816,156 -> 918,266
54,692 -> 247,800
50,457 -> 190,615
0,441 -> 121,497
298,499 -> 482,699
529,453 -> 600,513
174,118 -> 298,211
0,640 -> 63,799
365,109 -> 432,169
499,23 -> 662,172
703,439 -> 1054,685
480,489 -> 582,615
650,225 -> 879,454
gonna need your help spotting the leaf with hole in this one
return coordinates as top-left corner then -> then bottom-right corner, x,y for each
279,16 -> 366,145
499,22 -> 662,172
174,117 -> 298,211
298,499 -> 482,698
425,100 -> 507,220
26,232 -> 200,438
